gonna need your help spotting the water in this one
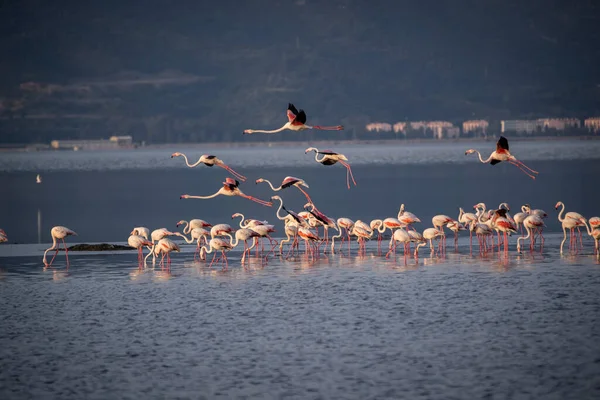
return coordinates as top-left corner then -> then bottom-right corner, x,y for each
1,140 -> 600,398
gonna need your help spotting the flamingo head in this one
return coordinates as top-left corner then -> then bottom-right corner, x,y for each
473,202 -> 485,210
176,220 -> 186,227
270,195 -> 282,201
303,202 -> 314,210
130,229 -> 138,235
255,178 -> 264,184
243,129 -> 254,134
554,201 -> 563,210
465,149 -> 476,155
180,194 -> 190,199
304,147 -> 317,154
171,152 -> 183,158
231,213 -> 242,219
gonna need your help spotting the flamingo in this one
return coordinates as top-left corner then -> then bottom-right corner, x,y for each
174,228 -> 210,260
171,152 -> 246,181
297,226 -> 321,258
270,195 -> 309,228
200,238 -> 235,268
589,217 -> 600,229
180,178 -> 272,207
469,221 -> 493,253
145,238 -> 180,267
512,206 -> 529,234
371,218 -> 404,254
555,201 -> 586,251
43,226 -> 78,267
423,228 -> 445,252
331,218 -> 355,254
231,213 -> 267,228
516,215 -> 545,253
128,234 -> 154,265
581,220 -> 600,255
491,212 -> 518,254
351,225 -> 373,255
305,147 -> 357,189
148,228 -> 177,264
243,103 -> 343,134
176,219 -> 212,234
36,174 -> 42,184
397,204 -> 421,228
256,176 -> 313,203
249,224 -> 278,258
130,227 -> 150,239
230,228 -> 261,262
303,202 -> 338,247
210,224 -> 235,240
465,136 -> 539,179
280,224 -> 299,255
386,228 -> 411,259
0,229 -> 7,243
446,221 -> 467,250
432,214 -> 454,251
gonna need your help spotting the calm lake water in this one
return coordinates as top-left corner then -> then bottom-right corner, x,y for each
1,140 -> 600,399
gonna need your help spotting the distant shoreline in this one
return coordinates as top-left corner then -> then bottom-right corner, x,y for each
1,135 -> 598,152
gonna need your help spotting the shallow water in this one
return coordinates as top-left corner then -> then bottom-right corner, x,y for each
2,140 -> 600,398
1,234 -> 600,399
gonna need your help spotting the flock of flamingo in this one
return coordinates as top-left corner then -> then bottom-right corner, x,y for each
2,104 -> 598,269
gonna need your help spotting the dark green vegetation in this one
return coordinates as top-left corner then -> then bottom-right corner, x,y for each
67,244 -> 134,251
0,0 -> 598,144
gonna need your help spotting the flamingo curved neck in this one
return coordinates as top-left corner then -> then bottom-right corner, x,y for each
261,179 -> 280,191
274,198 -> 286,221
472,150 -> 492,163
180,221 -> 190,234
556,203 -> 566,222
186,191 -> 221,200
517,225 -> 532,251
233,214 -> 246,228
174,232 -> 194,244
180,153 -> 203,167
43,235 -> 58,263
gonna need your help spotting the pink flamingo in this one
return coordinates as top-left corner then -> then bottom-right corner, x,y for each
465,136 -> 539,179
0,229 -> 7,243
128,234 -> 154,265
250,224 -> 278,258
181,178 -> 272,207
305,147 -> 357,189
243,103 -> 343,134
386,228 -> 411,259
43,226 -> 77,267
145,238 -> 180,268
491,212 -> 517,255
230,228 -> 261,263
297,226 -> 321,259
256,176 -> 313,203
330,218 -> 355,254
200,238 -> 235,268
231,213 -> 267,229
516,215 -> 545,253
130,227 -> 150,239
176,219 -> 212,233
303,202 -> 337,248
174,228 -> 210,260
171,152 -> 246,182
555,201 -> 586,251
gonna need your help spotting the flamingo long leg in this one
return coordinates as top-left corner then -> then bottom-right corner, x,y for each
296,187 -> 313,204
240,194 -> 272,207
62,239 -> 70,267
312,125 -> 344,131
339,160 -> 357,189
218,164 -> 247,182
508,161 -> 537,179
513,158 -> 539,174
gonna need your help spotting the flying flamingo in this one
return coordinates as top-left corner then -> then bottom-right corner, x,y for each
465,136 -> 539,179
180,178 -> 272,207
243,103 -> 343,135
305,147 -> 357,189
43,226 -> 78,267
200,238 -> 235,268
555,201 -> 586,251
256,176 -> 313,203
128,234 -> 154,265
171,152 -> 246,181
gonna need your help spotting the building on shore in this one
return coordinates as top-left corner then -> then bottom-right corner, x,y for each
462,120 -> 489,136
50,135 -> 133,150
502,118 -> 581,134
584,117 -> 600,133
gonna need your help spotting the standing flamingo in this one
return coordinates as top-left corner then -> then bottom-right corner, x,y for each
181,178 -> 272,207
386,228 -> 411,259
43,226 -> 77,267
516,215 -> 546,253
174,228 -> 210,260
465,136 -> 539,179
555,201 -> 586,251
128,234 -> 154,265
231,213 -> 267,229
305,147 -> 357,189
230,228 -> 261,262
256,176 -> 313,203
145,238 -> 180,267
243,103 -> 343,134
171,152 -> 246,181
331,218 -> 355,254
200,238 -> 235,268
397,204 -> 421,228
176,219 -> 212,234
130,227 -> 150,239
423,228 -> 445,253
303,202 -> 337,247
